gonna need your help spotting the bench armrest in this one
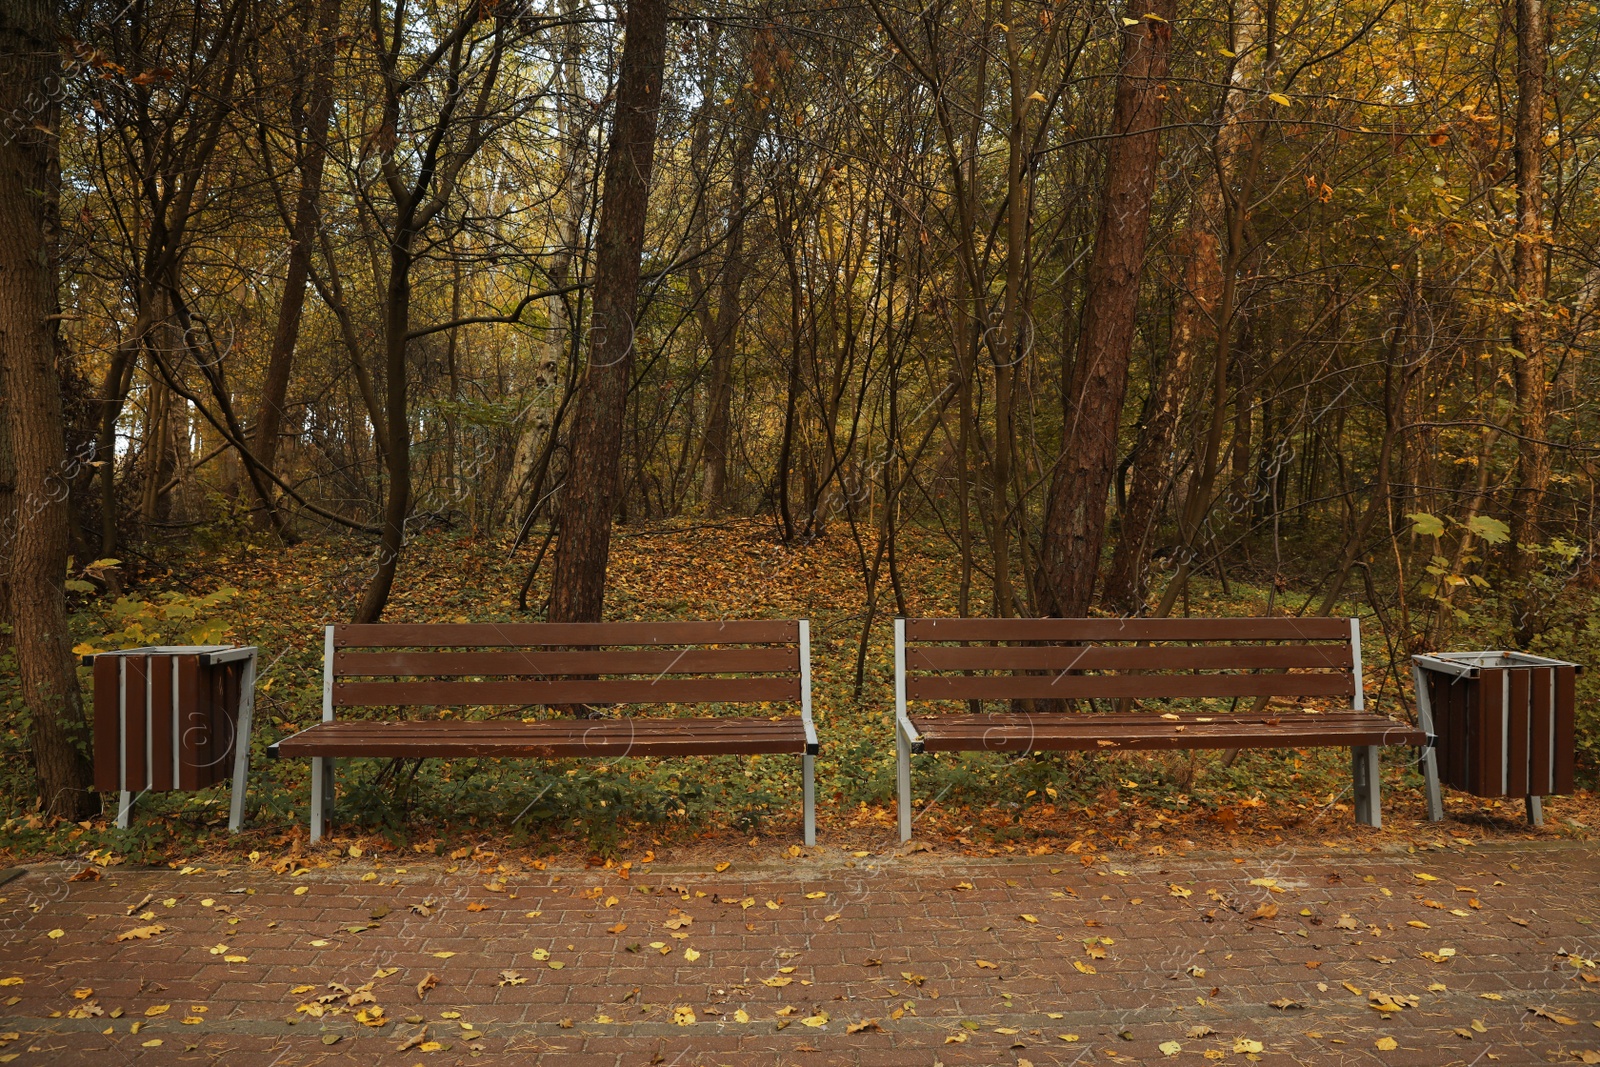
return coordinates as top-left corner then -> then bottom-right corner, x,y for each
799,621 -> 819,755
894,619 -> 923,748
266,723 -> 323,760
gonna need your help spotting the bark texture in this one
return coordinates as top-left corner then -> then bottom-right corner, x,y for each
1506,0 -> 1549,647
1102,11 -> 1259,612
250,0 -> 341,530
699,121 -> 757,514
1036,0 -> 1175,617
1,0 -> 97,817
547,0 -> 670,622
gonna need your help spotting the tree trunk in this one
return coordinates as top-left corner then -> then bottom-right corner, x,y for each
353,237 -> 414,623
0,344 -> 12,644
1036,0 -> 1175,617
0,0 -> 96,818
1506,0 -> 1548,647
1101,221 -> 1218,612
700,116 -> 759,514
1102,4 -> 1261,613
547,0 -> 669,622
506,0 -> 589,529
251,0 -> 341,531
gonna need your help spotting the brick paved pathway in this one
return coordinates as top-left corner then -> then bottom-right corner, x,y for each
2,841 -> 1598,1065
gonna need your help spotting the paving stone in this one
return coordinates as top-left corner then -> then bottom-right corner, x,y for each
0,842 -> 1597,1063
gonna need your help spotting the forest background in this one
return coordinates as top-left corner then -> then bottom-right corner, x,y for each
1,0 -> 1598,853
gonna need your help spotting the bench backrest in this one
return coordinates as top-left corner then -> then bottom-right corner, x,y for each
322,620 -> 811,718
895,616 -> 1363,709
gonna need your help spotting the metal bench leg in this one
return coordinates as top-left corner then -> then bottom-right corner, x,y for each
1411,662 -> 1444,823
1525,795 -> 1543,826
310,757 -> 325,844
1421,746 -> 1444,822
116,789 -> 134,830
323,758 -> 336,838
1365,746 -> 1382,828
1352,747 -> 1371,825
802,754 -> 816,847
228,652 -> 256,834
896,724 -> 912,843
1352,746 -> 1381,828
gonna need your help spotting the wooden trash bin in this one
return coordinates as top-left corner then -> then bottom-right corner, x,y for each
1411,651 -> 1581,825
86,645 -> 258,831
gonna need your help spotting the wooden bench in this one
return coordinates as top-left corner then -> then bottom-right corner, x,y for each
269,620 -> 817,844
893,616 -> 1424,840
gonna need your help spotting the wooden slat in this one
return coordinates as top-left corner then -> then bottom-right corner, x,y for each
1507,668 -> 1530,797
906,673 -> 1355,702
176,654 -> 203,791
1529,667 -> 1553,796
1482,667 -> 1507,796
198,660 -> 237,790
333,677 -> 800,708
910,712 -> 1424,753
333,648 -> 796,678
125,654 -> 147,792
92,656 -> 120,792
908,645 -> 1353,672
331,620 -> 799,648
150,653 -> 175,791
1477,668 -> 1503,796
1554,665 -> 1576,794
903,617 -> 1352,642
274,717 -> 808,758
1449,673 -> 1469,792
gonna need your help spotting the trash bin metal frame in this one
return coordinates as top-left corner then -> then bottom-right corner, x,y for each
1412,651 -> 1580,826
87,645 -> 257,832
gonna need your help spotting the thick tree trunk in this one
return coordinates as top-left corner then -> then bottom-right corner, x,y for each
251,0 -> 341,530
1101,222 -> 1218,611
547,0 -> 669,623
1506,0 -> 1548,647
1102,5 -> 1260,613
1036,0 -> 1175,617
0,352 -> 12,642
1,0 -> 96,818
505,0 -> 588,529
700,119 -> 758,514
353,239 -> 414,624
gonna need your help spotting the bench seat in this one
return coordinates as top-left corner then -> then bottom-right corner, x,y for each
910,710 -> 1425,753
894,615 -> 1423,838
280,619 -> 818,844
271,716 -> 814,759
